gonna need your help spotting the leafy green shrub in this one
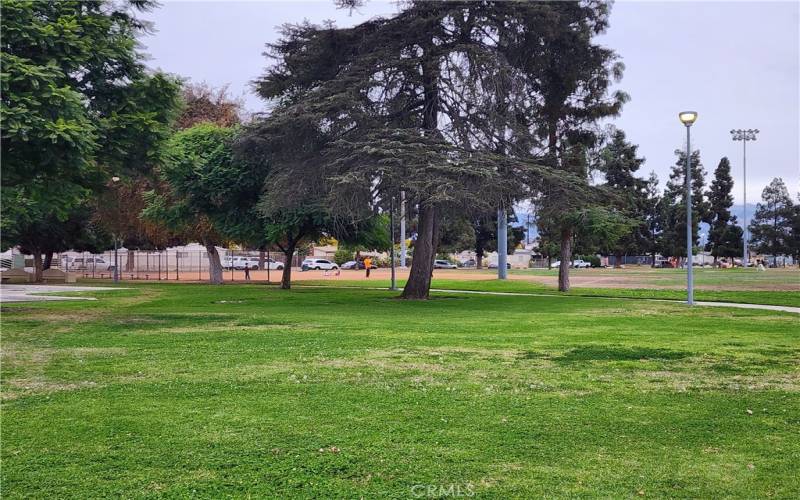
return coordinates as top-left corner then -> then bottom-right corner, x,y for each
333,248 -> 353,265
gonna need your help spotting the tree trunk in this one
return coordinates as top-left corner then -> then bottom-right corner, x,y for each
280,240 -> 297,290
558,227 -> 572,292
402,204 -> 437,299
43,251 -> 54,270
259,248 -> 266,270
651,251 -> 656,268
614,251 -> 623,269
126,250 -> 135,271
475,246 -> 484,269
205,243 -> 224,284
32,250 -> 43,282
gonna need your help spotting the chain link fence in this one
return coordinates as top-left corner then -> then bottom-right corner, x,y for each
49,248 -> 301,282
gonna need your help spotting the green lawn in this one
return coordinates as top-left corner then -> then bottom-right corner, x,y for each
300,278 -> 800,308
506,266 -> 800,288
2,283 -> 799,498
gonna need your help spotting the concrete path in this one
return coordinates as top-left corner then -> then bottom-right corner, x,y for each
0,285 -> 127,303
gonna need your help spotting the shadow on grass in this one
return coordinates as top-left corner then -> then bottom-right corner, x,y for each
555,346 -> 691,363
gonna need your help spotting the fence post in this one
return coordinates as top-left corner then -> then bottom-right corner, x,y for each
176,251 -> 179,281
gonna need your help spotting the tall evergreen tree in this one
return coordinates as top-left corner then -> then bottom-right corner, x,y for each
705,157 -> 743,262
659,149 -> 708,259
507,3 -> 627,291
598,129 -> 648,267
642,172 -> 663,266
749,178 -> 794,258
248,2 -> 598,298
788,195 -> 800,267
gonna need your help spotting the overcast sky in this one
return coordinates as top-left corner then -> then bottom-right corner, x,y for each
141,1 -> 799,204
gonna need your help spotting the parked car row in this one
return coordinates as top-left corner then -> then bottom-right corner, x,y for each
549,259 -> 592,269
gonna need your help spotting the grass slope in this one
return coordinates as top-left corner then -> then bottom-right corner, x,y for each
2,283 -> 799,498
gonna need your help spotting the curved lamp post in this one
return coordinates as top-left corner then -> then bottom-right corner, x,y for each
679,111 -> 697,305
730,128 -> 759,268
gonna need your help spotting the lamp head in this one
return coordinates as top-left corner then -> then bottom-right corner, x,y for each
111,176 -> 120,182
679,111 -> 698,126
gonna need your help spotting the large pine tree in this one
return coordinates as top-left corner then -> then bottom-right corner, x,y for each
749,178 -> 794,258
705,157 -> 743,262
659,149 -> 708,259
598,129 -> 648,266
247,1 -> 606,298
642,172 -> 663,266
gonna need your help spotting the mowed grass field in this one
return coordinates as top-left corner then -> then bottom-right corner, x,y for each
2,283 -> 799,498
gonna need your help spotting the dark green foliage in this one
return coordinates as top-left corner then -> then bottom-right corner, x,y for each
146,124 -> 263,243
705,157 -> 743,260
1,0 -> 180,276
749,178 -> 795,257
659,149 -> 709,258
789,201 -> 800,264
598,129 -> 649,262
642,172 -> 663,265
250,1 -> 622,297
144,124 -> 265,283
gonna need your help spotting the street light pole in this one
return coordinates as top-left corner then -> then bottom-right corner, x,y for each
400,191 -> 407,268
497,206 -> 508,279
679,111 -> 698,305
730,129 -> 759,268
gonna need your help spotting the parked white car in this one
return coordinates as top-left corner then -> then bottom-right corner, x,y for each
262,258 -> 285,270
224,256 -> 284,270
301,258 -> 339,271
433,259 -> 458,269
550,259 -> 591,269
64,256 -> 116,271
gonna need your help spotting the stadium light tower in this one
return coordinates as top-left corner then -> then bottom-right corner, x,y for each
730,128 -> 759,268
679,111 -> 698,305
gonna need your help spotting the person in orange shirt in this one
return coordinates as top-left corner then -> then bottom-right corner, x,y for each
363,256 -> 372,278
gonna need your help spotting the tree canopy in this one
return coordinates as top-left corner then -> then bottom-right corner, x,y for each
1,0 -> 181,280
248,0 -> 624,298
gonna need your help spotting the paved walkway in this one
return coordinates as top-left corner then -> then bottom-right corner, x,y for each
0,285 -> 127,303
298,285 -> 800,314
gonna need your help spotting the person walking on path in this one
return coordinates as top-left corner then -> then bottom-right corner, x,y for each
244,263 -> 251,281
364,257 -> 372,278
